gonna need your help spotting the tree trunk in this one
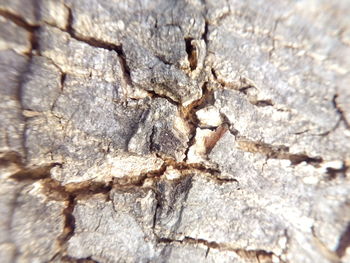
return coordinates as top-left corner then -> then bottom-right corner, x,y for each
1,0 -> 350,262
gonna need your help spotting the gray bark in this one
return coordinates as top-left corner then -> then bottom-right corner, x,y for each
0,0 -> 350,262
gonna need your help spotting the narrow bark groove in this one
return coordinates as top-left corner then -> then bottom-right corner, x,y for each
333,94 -> 350,130
0,9 -> 38,30
237,140 -> 323,166
158,235 -> 280,262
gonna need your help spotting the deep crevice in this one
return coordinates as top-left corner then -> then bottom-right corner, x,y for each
336,222 -> 350,258
60,73 -> 67,91
237,140 -> 323,166
181,82 -> 214,161
214,176 -> 239,185
58,195 -> 76,246
152,192 -> 161,230
68,35 -> 131,85
65,3 -> 73,33
44,179 -> 114,259
288,154 -> 323,166
0,151 -> 23,167
326,162 -> 348,180
65,181 -> 113,200
61,255 -> 99,263
185,38 -> 197,70
211,68 -> 276,108
0,10 -> 40,57
202,21 -> 209,44
10,163 -> 61,181
105,161 -> 169,190
157,235 -> 277,261
62,5 -> 132,85
251,99 -> 274,107
0,9 -> 38,31
149,125 -> 159,153
146,89 -> 179,106
159,155 -> 221,178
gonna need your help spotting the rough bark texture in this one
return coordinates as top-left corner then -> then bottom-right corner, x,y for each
1,0 -> 350,262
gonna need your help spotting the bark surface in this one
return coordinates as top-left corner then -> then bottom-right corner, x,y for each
1,0 -> 350,262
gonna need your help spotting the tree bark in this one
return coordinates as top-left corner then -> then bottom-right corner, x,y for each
1,0 -> 350,262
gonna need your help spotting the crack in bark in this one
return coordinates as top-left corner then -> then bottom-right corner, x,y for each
332,94 -> 350,130
336,222 -> 350,258
159,154 -> 220,176
237,139 -> 323,166
53,5 -> 133,87
0,9 -> 40,56
317,94 -> 350,136
217,111 -> 325,167
9,165 -> 113,258
156,155 -> 238,185
0,9 -> 38,29
6,152 -> 224,200
211,68 -> 276,108
112,163 -> 168,188
202,20 -> 209,44
56,195 -> 76,257
1,150 -> 60,181
60,72 -> 67,92
60,255 -> 99,263
146,89 -> 179,106
326,161 -> 349,180
5,153 -> 233,263
43,179 -> 113,260
50,70 -> 67,114
251,99 -> 274,107
152,190 -> 162,231
4,153 -> 230,262
11,159 -> 219,260
212,112 -> 325,166
185,38 -> 198,71
181,82 -> 214,161
158,235 -> 279,262
10,163 -> 61,181
149,125 -> 159,153
4,4 -> 347,262
0,151 -> 23,167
